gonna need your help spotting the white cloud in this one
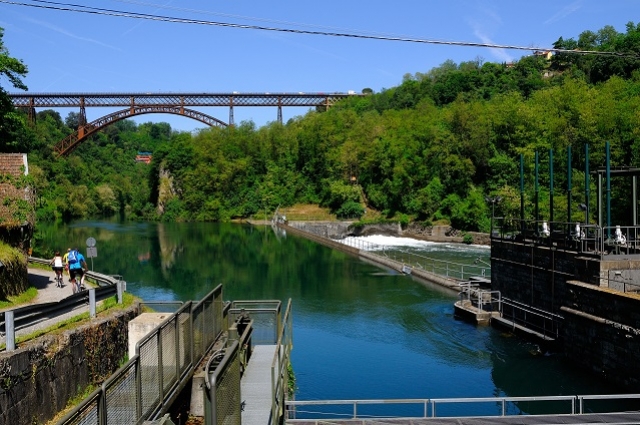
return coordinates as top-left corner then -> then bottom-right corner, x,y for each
25,17 -> 122,51
474,29 -> 512,63
544,0 -> 584,26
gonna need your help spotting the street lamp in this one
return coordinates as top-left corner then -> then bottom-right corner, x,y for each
485,196 -> 502,236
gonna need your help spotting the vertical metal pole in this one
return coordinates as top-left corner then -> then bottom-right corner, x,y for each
598,173 -> 602,228
585,144 -> 590,225
89,289 -> 96,318
99,383 -> 107,425
606,141 -> 611,238
567,145 -> 572,224
549,149 -> 554,225
520,154 -> 524,233
633,175 -> 638,226
5,311 -> 15,351
535,151 -> 539,223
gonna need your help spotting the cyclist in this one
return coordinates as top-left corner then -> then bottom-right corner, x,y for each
49,250 -> 64,287
62,247 -> 71,280
67,247 -> 88,293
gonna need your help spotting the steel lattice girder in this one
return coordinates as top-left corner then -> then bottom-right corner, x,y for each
9,92 -> 360,108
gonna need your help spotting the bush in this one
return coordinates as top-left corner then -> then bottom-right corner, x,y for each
463,234 -> 474,244
335,201 -> 364,219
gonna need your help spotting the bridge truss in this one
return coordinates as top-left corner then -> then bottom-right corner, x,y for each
10,92 -> 359,156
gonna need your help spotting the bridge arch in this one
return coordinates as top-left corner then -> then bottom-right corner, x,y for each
54,106 -> 228,156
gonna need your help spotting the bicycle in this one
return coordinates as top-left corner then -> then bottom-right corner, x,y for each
55,272 -> 63,288
71,277 -> 86,294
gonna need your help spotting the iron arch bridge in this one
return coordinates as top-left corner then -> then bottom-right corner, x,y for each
9,92 -> 360,156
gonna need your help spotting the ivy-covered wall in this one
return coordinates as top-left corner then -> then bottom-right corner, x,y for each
0,304 -> 139,425
0,244 -> 28,299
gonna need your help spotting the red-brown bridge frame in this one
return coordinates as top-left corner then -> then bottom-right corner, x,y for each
10,92 -> 360,156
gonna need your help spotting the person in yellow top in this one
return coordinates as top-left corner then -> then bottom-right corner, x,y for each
62,248 -> 71,277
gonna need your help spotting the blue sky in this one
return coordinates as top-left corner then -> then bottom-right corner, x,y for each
1,0 -> 639,131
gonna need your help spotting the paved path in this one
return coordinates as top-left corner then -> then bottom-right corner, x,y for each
0,267 -> 94,348
27,267 -> 76,304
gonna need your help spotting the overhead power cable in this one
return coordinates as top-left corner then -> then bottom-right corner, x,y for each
1,0 -> 638,58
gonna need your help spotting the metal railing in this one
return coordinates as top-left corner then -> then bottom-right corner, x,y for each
334,236 -> 490,281
500,297 -> 562,340
228,300 -> 282,345
272,299 -> 293,425
458,282 -> 500,313
286,393 -> 640,420
492,218 -> 640,258
56,284 -> 225,425
0,258 -> 124,351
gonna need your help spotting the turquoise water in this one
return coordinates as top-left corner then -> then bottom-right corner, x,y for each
34,220 -> 622,416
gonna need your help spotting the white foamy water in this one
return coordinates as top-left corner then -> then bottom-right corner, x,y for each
338,234 -> 489,254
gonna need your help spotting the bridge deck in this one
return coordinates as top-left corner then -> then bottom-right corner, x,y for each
242,344 -> 277,425
287,411 -> 640,424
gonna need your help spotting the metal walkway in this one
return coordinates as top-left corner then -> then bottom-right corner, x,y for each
242,345 -> 278,425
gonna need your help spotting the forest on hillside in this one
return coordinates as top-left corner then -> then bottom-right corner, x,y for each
2,23 -> 640,232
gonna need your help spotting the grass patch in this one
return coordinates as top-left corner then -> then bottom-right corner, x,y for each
275,204 -> 337,221
0,287 -> 38,310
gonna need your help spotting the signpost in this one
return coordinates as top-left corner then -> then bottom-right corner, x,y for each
86,237 -> 97,271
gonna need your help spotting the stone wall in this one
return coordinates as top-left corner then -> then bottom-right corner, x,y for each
0,305 -> 139,425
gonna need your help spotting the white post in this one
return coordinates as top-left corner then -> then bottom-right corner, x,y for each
5,311 -> 15,351
89,289 -> 96,318
116,280 -> 124,304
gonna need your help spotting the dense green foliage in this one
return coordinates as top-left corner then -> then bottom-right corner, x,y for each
2,23 -> 640,231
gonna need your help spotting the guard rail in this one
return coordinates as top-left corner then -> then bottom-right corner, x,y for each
0,257 -> 125,351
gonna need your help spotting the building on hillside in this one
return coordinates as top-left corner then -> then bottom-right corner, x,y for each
135,152 -> 153,164
0,153 -> 35,253
533,50 -> 553,60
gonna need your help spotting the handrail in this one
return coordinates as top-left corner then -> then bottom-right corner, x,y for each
0,258 -> 121,351
286,393 -> 640,419
271,299 -> 293,425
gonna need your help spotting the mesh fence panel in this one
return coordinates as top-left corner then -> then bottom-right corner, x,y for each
192,304 -> 205,360
60,394 -> 100,425
204,297 -> 215,349
179,310 -> 192,375
139,335 -> 161,418
160,322 -> 177,394
105,362 -> 138,424
215,349 -> 241,425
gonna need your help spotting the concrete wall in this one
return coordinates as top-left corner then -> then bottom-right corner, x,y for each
491,239 -> 640,390
562,281 -> 640,390
491,241 -> 601,315
0,305 -> 138,425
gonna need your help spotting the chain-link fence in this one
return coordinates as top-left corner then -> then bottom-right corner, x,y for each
57,284 -> 226,425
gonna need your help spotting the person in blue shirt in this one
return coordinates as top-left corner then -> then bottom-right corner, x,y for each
67,247 -> 88,293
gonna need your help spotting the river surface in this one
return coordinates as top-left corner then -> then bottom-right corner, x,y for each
34,220 -> 623,416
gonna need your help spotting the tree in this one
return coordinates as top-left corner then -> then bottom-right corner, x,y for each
0,27 -> 29,152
